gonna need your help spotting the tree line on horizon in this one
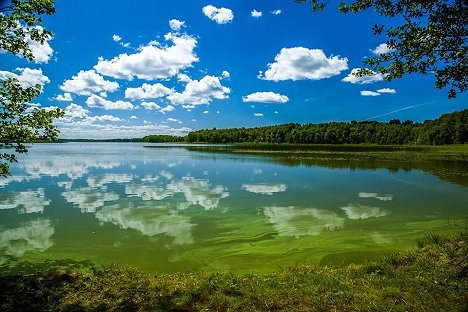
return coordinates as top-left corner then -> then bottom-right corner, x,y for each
142,109 -> 468,145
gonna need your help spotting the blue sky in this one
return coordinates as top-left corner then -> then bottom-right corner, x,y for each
1,0 -> 466,139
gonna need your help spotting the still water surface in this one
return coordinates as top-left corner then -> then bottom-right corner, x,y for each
1,143 -> 467,274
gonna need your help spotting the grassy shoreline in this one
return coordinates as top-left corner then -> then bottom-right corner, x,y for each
1,232 -> 467,311
144,143 -> 468,161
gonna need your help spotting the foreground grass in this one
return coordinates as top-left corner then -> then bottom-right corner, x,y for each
1,232 -> 467,311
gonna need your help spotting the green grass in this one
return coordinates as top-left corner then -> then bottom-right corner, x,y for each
1,232 -> 467,311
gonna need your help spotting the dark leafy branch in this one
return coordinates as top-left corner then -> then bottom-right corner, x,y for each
295,0 -> 468,98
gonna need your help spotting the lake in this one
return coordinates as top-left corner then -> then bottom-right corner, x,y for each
1,143 -> 467,274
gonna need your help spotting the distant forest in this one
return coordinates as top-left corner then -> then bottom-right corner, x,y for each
145,109 -> 467,145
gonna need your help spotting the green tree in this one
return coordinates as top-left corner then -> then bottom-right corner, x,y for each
1,0 -> 63,176
296,0 -> 467,98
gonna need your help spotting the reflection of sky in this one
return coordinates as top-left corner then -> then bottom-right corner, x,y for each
263,206 -> 344,237
242,183 -> 287,195
95,203 -> 194,245
87,173 -> 133,188
0,219 -> 54,263
21,158 -> 121,180
358,192 -> 393,201
167,177 -> 229,210
62,188 -> 119,213
0,189 -> 50,214
340,204 -> 389,220
125,185 -> 172,201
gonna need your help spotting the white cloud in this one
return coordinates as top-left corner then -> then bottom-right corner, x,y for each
64,103 -> 90,119
340,204 -> 389,220
141,101 -> 161,110
86,94 -> 134,110
221,70 -> 230,79
140,102 -> 174,114
377,88 -> 396,94
55,92 -> 73,102
243,91 -> 289,103
112,34 -> 122,42
271,10 -> 282,15
58,122 -> 191,139
372,43 -> 395,55
125,83 -> 173,100
342,68 -> 384,84
242,183 -> 287,195
251,9 -> 262,18
202,5 -> 234,24
254,113 -> 264,117
169,19 -> 185,31
259,47 -> 348,81
94,32 -> 198,80
361,90 -> 381,96
203,110 -> 209,114
26,26 -> 54,63
167,75 -> 230,106
166,117 -> 181,123
160,105 -> 175,113
60,70 -> 119,96
86,115 -> 122,123
0,68 -> 50,88
130,115 -> 138,119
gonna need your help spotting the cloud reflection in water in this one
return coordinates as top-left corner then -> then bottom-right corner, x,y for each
0,219 -> 54,263
263,206 -> 344,237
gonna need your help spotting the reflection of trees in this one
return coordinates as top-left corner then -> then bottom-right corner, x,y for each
242,183 -> 287,195
0,219 -> 54,264
95,203 -> 194,245
184,146 -> 468,187
0,189 -> 50,214
263,206 -> 344,237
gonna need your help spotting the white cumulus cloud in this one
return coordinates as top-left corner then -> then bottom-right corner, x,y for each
55,92 -> 73,102
169,19 -> 185,31
0,68 -> 50,88
259,47 -> 348,81
60,70 -> 119,96
361,90 -> 381,96
372,43 -> 395,55
202,5 -> 234,24
342,68 -> 384,84
125,83 -> 173,100
26,26 -> 54,64
112,34 -> 122,42
377,88 -> 396,94
86,94 -> 134,110
251,9 -> 262,18
167,75 -> 230,106
243,91 -> 289,103
94,32 -> 198,80
271,10 -> 282,15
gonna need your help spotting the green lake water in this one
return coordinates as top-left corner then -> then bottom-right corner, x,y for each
1,143 -> 467,274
